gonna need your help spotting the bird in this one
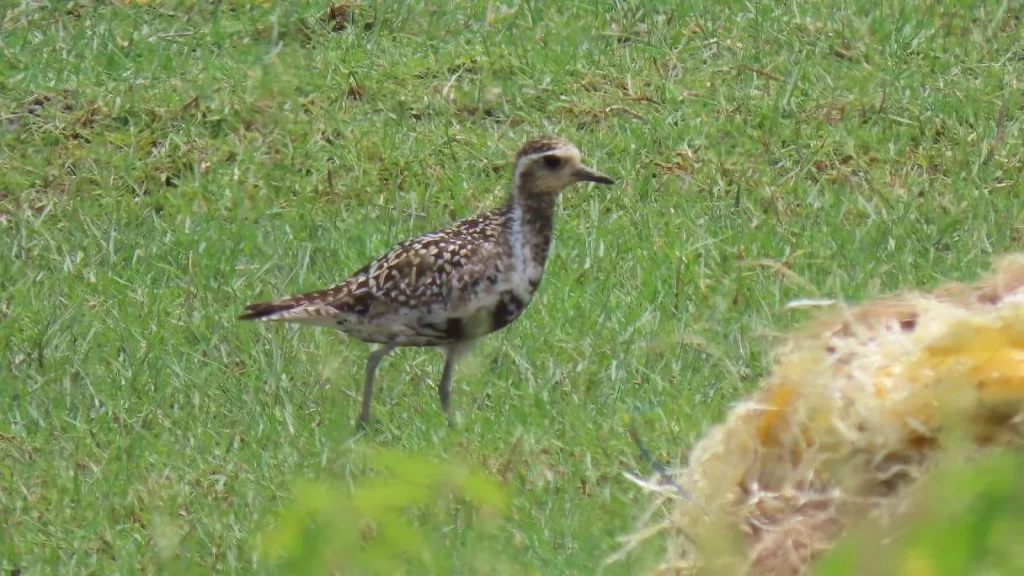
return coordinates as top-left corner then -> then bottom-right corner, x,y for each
238,135 -> 615,430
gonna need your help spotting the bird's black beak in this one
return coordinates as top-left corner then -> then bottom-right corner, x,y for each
575,164 -> 615,185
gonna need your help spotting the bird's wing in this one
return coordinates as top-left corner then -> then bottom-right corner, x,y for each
239,212 -> 507,324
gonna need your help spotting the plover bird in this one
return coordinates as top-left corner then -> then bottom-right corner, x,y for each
239,136 -> 614,429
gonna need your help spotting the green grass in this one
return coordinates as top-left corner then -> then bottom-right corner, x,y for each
1,0 -> 1022,573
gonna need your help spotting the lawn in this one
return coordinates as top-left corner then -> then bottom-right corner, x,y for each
1,0 -> 1021,574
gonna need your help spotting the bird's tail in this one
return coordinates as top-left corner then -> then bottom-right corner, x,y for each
238,277 -> 362,323
237,300 -> 303,321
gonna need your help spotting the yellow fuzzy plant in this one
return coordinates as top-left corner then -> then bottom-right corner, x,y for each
616,253 -> 1024,575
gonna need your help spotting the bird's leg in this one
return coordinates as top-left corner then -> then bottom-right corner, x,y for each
358,339 -> 401,431
438,343 -> 469,427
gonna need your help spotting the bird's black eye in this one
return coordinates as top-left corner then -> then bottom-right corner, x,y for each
542,155 -> 562,169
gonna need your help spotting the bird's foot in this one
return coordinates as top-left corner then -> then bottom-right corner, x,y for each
444,411 -> 459,430
355,415 -> 373,435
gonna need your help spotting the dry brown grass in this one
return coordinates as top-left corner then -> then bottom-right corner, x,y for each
617,253 -> 1024,575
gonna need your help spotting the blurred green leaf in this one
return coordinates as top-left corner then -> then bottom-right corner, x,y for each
457,468 -> 510,516
816,451 -> 1024,576
259,447 -> 509,575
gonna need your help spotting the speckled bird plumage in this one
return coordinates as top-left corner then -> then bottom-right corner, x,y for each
239,206 -> 516,346
239,135 -> 615,429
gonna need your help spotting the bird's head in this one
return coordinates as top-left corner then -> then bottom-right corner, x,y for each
511,136 -> 614,198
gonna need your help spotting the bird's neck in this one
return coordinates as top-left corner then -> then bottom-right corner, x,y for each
506,191 -> 556,277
